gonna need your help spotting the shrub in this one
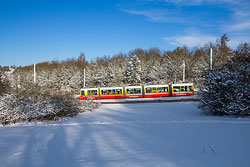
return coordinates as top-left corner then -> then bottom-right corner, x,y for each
0,93 -> 100,125
199,46 -> 250,116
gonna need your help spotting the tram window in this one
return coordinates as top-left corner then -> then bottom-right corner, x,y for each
181,86 -> 187,91
146,88 -> 151,93
102,90 -> 107,95
127,89 -> 133,94
173,86 -> 180,92
134,88 -> 141,94
116,89 -> 122,95
152,87 -> 157,93
93,90 -> 97,95
81,91 -> 85,96
189,86 -> 193,91
112,89 -> 116,95
107,90 -> 112,95
162,87 -> 168,92
157,87 -> 162,93
88,90 -> 97,95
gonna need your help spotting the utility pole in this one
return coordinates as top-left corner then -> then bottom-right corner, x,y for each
182,60 -> 185,83
34,63 -> 36,84
18,75 -> 20,88
84,68 -> 86,87
210,48 -> 213,71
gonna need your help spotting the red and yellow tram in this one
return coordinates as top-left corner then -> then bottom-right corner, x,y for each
80,83 -> 194,100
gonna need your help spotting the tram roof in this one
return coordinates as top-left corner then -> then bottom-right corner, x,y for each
144,84 -> 169,88
124,85 -> 142,88
81,87 -> 98,91
172,83 -> 193,86
100,86 -> 123,90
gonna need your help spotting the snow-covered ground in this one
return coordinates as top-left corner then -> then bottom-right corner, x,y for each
1,102 -> 250,167
97,95 -> 199,103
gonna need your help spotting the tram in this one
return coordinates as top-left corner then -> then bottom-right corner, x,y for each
80,83 -> 194,100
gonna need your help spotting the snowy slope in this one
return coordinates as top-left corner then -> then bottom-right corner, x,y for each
1,102 -> 250,167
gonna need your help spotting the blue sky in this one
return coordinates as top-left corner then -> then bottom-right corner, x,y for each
0,0 -> 250,66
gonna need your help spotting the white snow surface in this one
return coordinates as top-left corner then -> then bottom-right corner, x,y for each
1,102 -> 250,167
98,95 -> 199,103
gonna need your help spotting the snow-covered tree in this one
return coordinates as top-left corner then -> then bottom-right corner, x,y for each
123,55 -> 142,85
0,69 -> 9,95
110,54 -> 126,86
199,48 -> 250,116
162,49 -> 183,83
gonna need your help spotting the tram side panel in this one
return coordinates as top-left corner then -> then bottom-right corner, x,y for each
80,88 -> 99,99
171,84 -> 194,96
144,85 -> 170,98
100,87 -> 124,99
125,86 -> 143,98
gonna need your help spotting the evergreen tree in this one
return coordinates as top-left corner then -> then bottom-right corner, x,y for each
237,43 -> 250,55
199,47 -> 250,116
123,55 -> 142,85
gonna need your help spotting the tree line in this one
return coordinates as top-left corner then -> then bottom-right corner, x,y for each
9,34 -> 237,95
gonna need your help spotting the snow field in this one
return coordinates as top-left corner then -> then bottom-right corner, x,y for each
1,102 -> 250,167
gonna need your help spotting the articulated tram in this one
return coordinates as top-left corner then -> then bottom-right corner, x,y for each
80,83 -> 194,100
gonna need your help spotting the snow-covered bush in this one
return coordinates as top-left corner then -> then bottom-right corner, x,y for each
0,58 -> 102,126
199,47 -> 250,116
0,93 -> 100,125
